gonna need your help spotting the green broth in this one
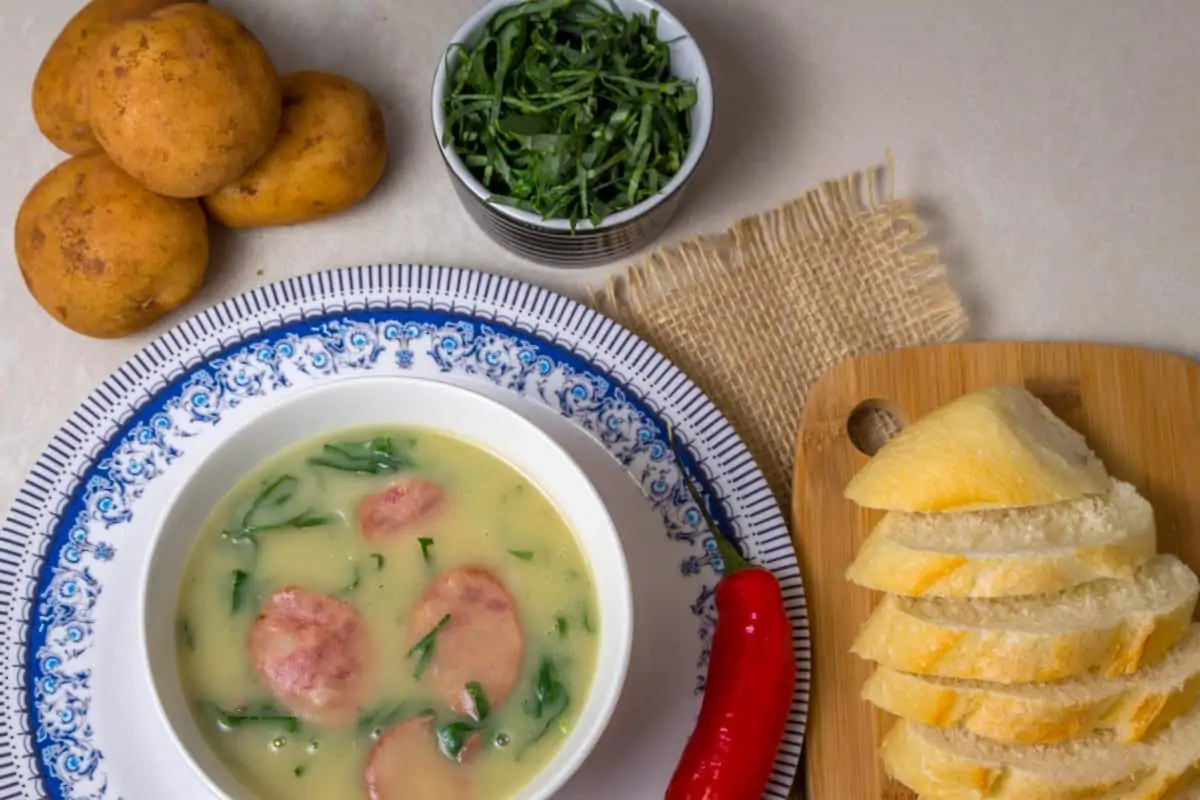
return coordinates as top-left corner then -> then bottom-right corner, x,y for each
176,426 -> 599,799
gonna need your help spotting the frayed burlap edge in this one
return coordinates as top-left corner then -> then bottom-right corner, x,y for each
590,155 -> 969,507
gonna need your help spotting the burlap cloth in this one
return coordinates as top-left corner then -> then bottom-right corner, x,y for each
591,157 -> 968,796
592,157 -> 969,507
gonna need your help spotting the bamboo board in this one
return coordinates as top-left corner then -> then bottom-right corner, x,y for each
791,342 -> 1200,799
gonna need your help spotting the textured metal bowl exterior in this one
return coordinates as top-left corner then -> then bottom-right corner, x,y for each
444,156 -> 695,268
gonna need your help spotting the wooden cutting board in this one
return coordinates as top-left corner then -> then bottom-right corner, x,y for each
791,342 -> 1200,799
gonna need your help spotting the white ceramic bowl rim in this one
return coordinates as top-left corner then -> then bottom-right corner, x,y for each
430,0 -> 714,233
139,376 -> 634,800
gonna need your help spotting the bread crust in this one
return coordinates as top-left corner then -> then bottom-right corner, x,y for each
852,557 -> 1199,683
847,481 -> 1156,598
865,630 -> 1200,744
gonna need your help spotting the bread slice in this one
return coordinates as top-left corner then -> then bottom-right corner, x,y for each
1174,775 -> 1200,799
880,695 -> 1200,799
852,555 -> 1198,683
864,625 -> 1200,744
846,479 -> 1156,598
844,386 -> 1110,512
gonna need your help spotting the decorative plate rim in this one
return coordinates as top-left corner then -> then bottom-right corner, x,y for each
1,264 -> 811,800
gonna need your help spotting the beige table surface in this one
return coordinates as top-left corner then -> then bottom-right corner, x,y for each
1,0 -> 1198,526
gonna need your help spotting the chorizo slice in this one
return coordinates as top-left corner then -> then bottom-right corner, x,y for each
246,586 -> 371,726
363,715 -> 472,800
407,566 -> 525,716
357,477 -> 445,540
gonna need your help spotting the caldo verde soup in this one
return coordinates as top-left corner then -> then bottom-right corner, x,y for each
176,427 -> 600,799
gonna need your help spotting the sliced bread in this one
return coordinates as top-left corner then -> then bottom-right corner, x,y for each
843,386 -> 1110,512
880,695 -> 1200,800
846,479 -> 1156,598
851,554 -> 1199,683
1173,776 -> 1200,799
864,625 -> 1200,744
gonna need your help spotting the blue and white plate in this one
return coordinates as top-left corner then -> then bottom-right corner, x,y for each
1,265 -> 811,799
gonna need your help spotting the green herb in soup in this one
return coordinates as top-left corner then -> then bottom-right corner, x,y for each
308,434 -> 415,475
215,702 -> 300,733
229,569 -> 252,613
442,0 -> 697,227
523,656 -> 570,746
175,425 -> 599,799
179,617 -> 195,650
437,719 -> 486,762
224,474 -> 337,543
338,565 -> 361,596
465,681 -> 491,722
408,613 -> 452,679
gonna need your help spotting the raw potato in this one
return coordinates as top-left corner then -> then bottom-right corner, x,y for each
204,71 -> 388,227
14,153 -> 209,338
31,0 -> 192,155
88,3 -> 281,198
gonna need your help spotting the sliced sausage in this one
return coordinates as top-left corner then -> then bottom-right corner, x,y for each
247,587 -> 372,726
357,478 -> 445,540
407,566 -> 525,716
364,715 -> 472,800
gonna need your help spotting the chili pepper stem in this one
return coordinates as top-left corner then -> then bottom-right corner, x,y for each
666,424 -> 751,576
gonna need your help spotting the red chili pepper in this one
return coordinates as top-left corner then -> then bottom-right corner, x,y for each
665,434 -> 796,800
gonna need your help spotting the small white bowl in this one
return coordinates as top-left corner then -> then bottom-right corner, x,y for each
431,0 -> 714,268
140,376 -> 634,800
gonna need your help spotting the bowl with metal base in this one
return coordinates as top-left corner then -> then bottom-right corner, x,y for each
431,0 -> 714,268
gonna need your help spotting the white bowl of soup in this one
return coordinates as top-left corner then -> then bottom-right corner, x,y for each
140,376 -> 633,800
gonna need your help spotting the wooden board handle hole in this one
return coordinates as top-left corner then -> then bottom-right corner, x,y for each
847,399 -> 907,456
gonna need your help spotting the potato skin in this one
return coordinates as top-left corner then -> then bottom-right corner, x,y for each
31,0 -> 195,156
88,3 -> 281,198
14,153 -> 209,338
204,71 -> 388,227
